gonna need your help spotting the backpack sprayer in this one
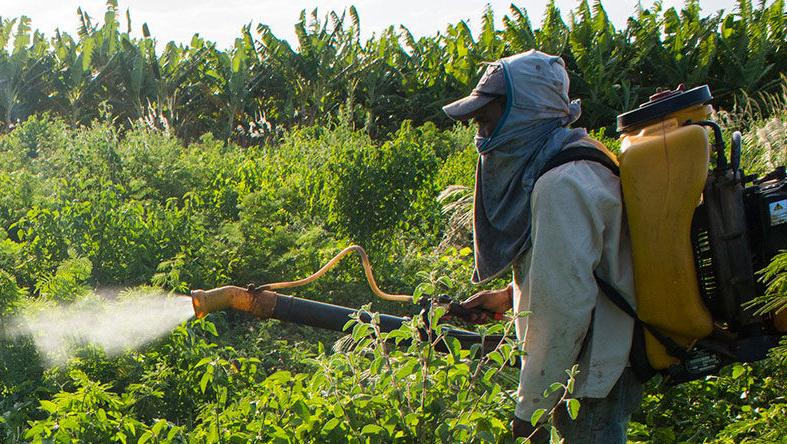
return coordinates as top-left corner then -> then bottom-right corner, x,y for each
617,84 -> 787,382
190,85 -> 787,383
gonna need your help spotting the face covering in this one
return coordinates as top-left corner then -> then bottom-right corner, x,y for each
471,50 -> 585,284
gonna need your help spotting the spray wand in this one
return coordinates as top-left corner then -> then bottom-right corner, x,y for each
190,245 -> 511,360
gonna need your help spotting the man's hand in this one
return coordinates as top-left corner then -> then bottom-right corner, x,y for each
460,285 -> 513,323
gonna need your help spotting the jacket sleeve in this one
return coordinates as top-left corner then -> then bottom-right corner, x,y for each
514,161 -> 620,421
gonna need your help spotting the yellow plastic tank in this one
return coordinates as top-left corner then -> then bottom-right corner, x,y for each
617,86 -> 715,369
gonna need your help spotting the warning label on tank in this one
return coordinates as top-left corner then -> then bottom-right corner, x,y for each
769,199 -> 787,226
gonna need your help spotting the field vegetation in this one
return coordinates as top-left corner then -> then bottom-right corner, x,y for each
0,0 -> 783,140
1,0 -> 786,442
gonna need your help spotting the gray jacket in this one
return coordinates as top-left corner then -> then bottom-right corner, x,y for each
512,157 -> 636,421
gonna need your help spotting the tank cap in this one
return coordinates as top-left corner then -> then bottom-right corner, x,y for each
616,85 -> 712,132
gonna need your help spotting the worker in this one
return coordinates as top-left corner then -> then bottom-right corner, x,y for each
442,50 -> 642,442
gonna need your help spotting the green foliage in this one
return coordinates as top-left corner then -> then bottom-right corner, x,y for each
631,359 -> 787,443
24,369 -> 157,443
0,92 -> 784,443
0,2 -> 785,442
747,250 -> 787,319
0,1 -> 784,140
151,300 -> 529,443
34,254 -> 92,302
0,268 -> 24,315
324,121 -> 440,245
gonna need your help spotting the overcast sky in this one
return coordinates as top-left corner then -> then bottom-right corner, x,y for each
2,0 -> 740,49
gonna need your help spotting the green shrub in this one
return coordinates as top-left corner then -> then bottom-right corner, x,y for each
34,255 -> 92,302
324,121 -> 440,247
0,269 -> 24,315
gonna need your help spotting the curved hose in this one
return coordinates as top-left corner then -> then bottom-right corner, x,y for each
257,245 -> 413,302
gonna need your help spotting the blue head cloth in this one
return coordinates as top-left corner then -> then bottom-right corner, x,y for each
469,50 -> 585,284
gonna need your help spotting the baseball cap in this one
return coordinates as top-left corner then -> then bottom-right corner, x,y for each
442,63 -> 506,121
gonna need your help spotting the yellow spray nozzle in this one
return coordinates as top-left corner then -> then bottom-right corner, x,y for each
190,286 -> 277,319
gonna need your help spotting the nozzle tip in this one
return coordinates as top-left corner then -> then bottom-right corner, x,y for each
191,289 -> 206,318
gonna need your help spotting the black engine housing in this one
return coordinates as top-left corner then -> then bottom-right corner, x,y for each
678,128 -> 786,383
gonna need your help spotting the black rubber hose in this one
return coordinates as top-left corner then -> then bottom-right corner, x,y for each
271,294 -> 517,365
691,120 -> 727,170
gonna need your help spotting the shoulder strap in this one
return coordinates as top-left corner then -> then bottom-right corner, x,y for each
593,273 -> 689,361
539,145 -> 620,179
539,142 -> 689,360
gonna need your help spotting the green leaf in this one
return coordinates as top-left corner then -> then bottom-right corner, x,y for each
384,327 -> 410,344
194,357 -> 212,368
39,400 -> 57,414
444,336 -> 461,359
430,305 -> 446,330
115,431 -> 127,444
138,431 -> 153,444
395,358 -> 419,379
414,282 -> 435,304
567,398 -> 580,420
530,408 -> 546,427
203,321 -> 218,337
167,426 -> 181,441
488,351 -> 504,367
352,323 -> 371,341
361,424 -> 384,435
292,400 -> 310,421
550,426 -> 561,443
721,15 -> 736,38
468,343 -> 481,360
266,370 -> 292,384
370,355 -> 384,374
322,417 -> 340,432
543,382 -> 563,397
437,276 -> 453,289
152,419 -> 168,436
199,371 -> 212,394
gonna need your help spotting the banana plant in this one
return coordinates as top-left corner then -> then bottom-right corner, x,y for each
0,17 -> 51,128
49,31 -> 101,125
502,5 -> 537,54
713,0 -> 784,102
567,0 -> 637,128
536,0 -> 570,55
203,27 -> 268,139
659,0 -> 720,89
147,41 -> 210,138
0,0 -> 784,140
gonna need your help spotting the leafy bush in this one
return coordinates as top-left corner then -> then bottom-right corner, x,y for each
323,121 -> 440,246
0,56 -> 785,442
34,255 -> 92,302
0,269 -> 24,315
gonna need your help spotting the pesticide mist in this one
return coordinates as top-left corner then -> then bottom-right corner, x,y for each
5,288 -> 195,365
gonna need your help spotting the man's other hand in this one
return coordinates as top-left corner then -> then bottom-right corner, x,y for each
460,285 -> 513,323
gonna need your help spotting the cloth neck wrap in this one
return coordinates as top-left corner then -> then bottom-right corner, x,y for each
472,50 -> 586,284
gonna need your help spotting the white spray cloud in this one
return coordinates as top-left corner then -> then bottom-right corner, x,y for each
6,288 -> 195,366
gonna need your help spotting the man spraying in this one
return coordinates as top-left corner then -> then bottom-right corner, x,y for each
442,50 -> 642,442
